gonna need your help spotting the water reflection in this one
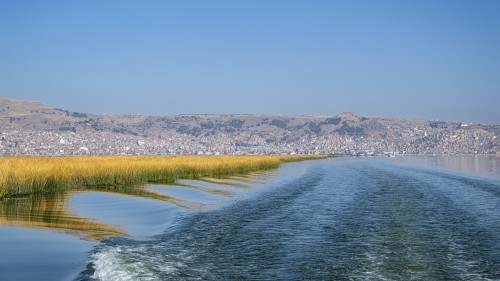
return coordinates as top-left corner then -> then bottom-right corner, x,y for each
0,185 -> 203,240
200,177 -> 251,188
393,155 -> 500,179
174,182 -> 236,196
78,185 -> 203,209
0,192 -> 125,240
0,173 -> 269,240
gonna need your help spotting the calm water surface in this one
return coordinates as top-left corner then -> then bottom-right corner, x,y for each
72,156 -> 500,281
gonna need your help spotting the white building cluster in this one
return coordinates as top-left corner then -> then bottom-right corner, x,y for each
0,124 -> 498,156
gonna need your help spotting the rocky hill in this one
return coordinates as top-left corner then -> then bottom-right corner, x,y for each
0,97 -> 498,156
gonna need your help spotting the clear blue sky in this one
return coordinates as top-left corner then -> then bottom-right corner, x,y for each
1,0 -> 499,123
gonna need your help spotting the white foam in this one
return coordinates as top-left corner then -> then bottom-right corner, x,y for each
91,246 -> 158,281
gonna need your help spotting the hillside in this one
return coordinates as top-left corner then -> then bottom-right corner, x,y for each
0,98 -> 498,156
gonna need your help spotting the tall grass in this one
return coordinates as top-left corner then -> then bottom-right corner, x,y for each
0,155 -> 323,198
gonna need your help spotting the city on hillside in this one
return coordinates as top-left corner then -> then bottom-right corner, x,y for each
1,98 -> 498,157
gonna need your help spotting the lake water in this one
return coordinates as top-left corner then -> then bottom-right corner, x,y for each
1,156 -> 500,280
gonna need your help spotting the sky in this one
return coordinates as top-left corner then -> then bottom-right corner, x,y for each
0,0 -> 499,124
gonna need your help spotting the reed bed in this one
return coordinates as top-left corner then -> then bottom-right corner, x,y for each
0,155 -> 324,198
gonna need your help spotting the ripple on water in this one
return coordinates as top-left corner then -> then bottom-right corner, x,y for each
69,192 -> 182,238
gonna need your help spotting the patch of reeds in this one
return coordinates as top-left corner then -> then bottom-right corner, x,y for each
0,155 -> 324,198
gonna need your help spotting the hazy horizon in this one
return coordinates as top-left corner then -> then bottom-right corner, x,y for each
1,1 -> 499,124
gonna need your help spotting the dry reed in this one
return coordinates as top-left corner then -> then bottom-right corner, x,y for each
0,155 -> 324,198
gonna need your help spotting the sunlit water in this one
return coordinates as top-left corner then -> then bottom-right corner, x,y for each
74,157 -> 500,281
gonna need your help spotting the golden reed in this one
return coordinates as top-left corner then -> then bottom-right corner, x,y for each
0,155 -> 324,198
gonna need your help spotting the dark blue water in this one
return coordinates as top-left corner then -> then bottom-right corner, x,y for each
79,158 -> 500,280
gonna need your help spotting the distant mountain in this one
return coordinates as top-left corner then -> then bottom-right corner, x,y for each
0,97 -> 498,156
0,97 -> 96,132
